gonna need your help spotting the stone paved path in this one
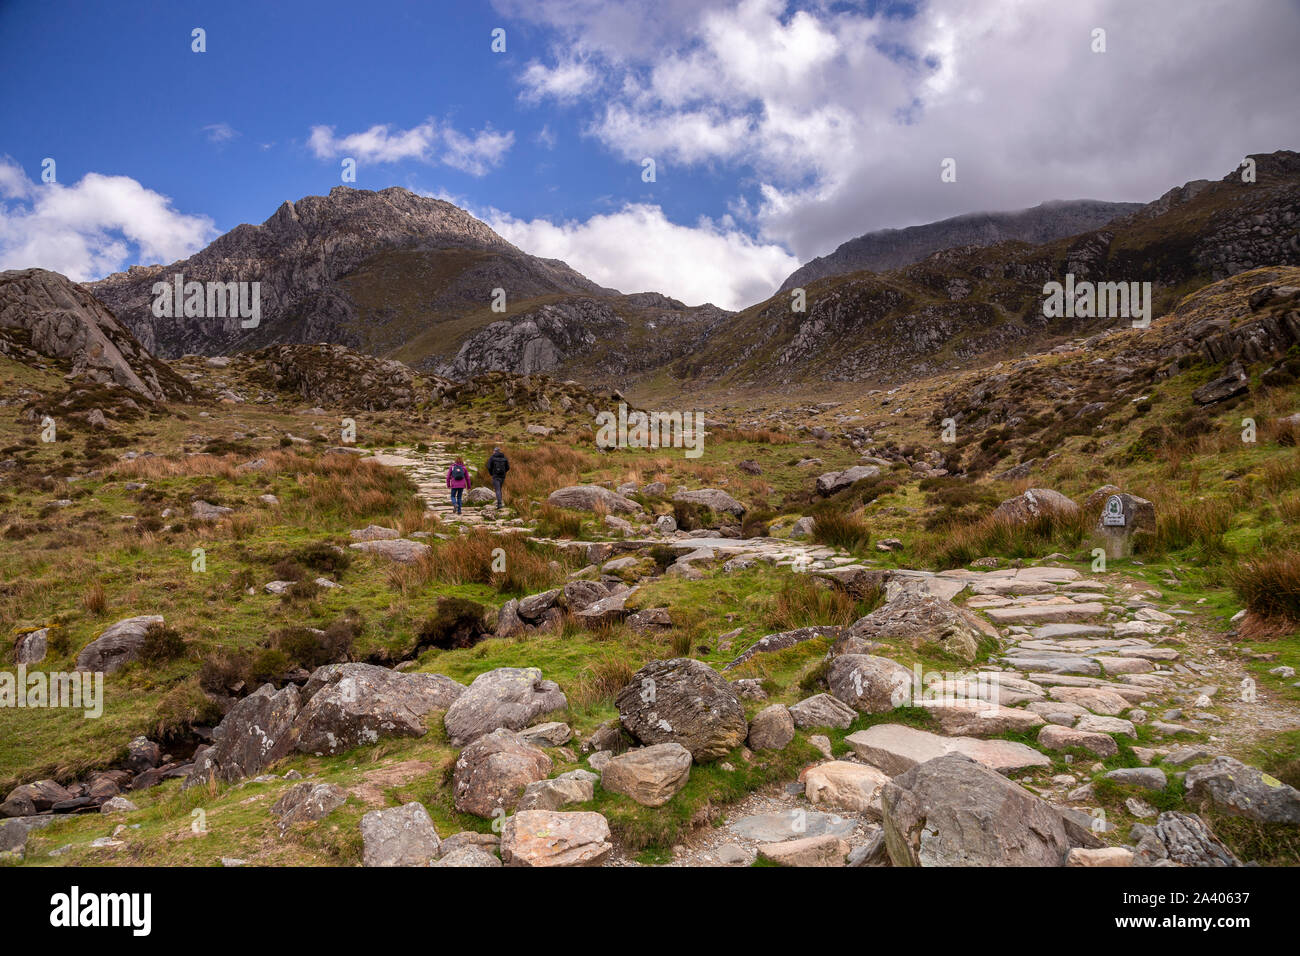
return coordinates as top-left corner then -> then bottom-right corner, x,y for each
367,446 -> 1300,865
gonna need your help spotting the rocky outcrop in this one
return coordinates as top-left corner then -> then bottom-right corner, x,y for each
183,683 -> 302,788
0,268 -> 193,401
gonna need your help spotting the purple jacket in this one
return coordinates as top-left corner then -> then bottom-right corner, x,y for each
446,464 -> 472,490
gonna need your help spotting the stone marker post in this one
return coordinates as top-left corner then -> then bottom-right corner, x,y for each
1093,493 -> 1156,560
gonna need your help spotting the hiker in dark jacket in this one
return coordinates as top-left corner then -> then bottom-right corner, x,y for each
486,446 -> 510,507
446,456 -> 471,514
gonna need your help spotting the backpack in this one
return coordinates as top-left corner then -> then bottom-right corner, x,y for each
451,464 -> 467,481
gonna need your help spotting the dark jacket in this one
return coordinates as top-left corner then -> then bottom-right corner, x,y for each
487,450 -> 510,480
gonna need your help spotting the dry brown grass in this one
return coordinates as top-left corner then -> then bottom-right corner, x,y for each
81,580 -> 107,616
388,530 -> 568,595
568,652 -> 636,711
1230,549 -> 1300,624
713,427 -> 794,444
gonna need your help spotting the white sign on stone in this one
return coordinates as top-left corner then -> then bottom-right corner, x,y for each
1102,495 -> 1127,527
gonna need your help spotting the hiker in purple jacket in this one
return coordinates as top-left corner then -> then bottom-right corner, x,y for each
446,456 -> 472,514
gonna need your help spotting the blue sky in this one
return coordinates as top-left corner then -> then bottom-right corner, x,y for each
2,0 -> 1297,309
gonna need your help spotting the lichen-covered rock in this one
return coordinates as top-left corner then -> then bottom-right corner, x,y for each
183,683 -> 302,788
847,592 -> 996,663
1185,755 -> 1300,825
991,488 -> 1079,525
500,810 -> 612,867
452,728 -> 553,818
882,753 -> 1071,866
616,658 -> 747,761
293,664 -> 464,756
360,802 -> 442,866
827,654 -> 913,713
444,667 -> 568,746
789,693 -> 858,730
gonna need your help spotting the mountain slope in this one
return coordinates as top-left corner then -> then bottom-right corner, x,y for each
87,186 -> 613,360
678,151 -> 1300,387
778,199 -> 1143,292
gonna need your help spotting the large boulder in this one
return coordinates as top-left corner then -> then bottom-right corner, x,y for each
672,488 -> 746,516
360,802 -> 442,866
827,655 -> 913,713
1131,811 -> 1240,867
501,810 -> 613,867
3,779 -> 72,815
789,693 -> 858,730
1185,756 -> 1300,825
271,782 -> 347,831
991,488 -> 1079,525
747,704 -> 795,751
573,589 -> 637,627
74,615 -> 164,673
882,753 -> 1072,866
615,658 -> 747,761
847,592 -> 995,663
444,667 -> 568,746
348,539 -> 431,564
125,736 -> 161,774
452,728 -> 553,818
802,761 -> 890,813
547,485 -> 642,514
562,580 -> 612,612
293,664 -> 465,756
600,743 -> 692,807
517,775 -> 594,812
14,628 -> 48,664
183,683 -> 301,788
816,465 -> 880,496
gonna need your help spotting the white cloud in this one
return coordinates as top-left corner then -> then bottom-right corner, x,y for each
520,57 -> 598,101
440,127 -> 516,176
306,119 -> 513,175
202,123 -> 239,144
308,121 -> 437,164
485,202 -> 798,310
497,0 -> 1300,266
0,157 -> 215,281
